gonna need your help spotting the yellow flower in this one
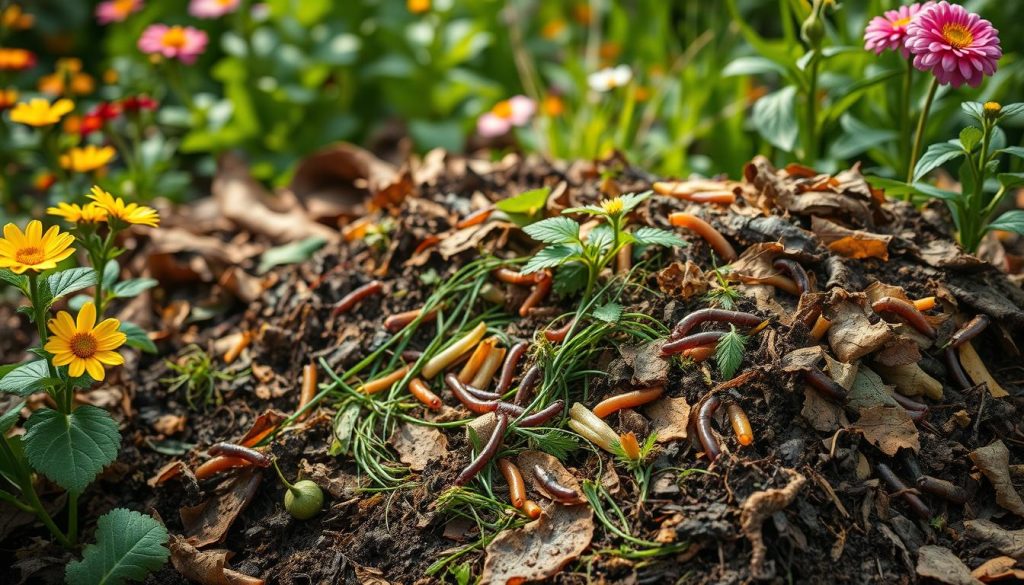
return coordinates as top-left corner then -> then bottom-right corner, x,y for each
44,302 -> 126,381
87,186 -> 159,227
9,98 -> 74,127
601,197 -> 624,215
1,5 -> 34,30
47,202 -> 108,224
407,0 -> 429,13
60,145 -> 116,173
0,220 -> 76,274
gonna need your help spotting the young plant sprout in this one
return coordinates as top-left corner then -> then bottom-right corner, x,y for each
567,402 -> 619,455
272,460 -> 323,520
592,387 -> 663,418
332,280 -> 383,317
668,212 -> 737,262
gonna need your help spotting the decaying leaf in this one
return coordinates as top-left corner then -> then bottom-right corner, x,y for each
853,405 -> 919,456
740,468 -> 806,581
915,545 -> 981,585
169,536 -> 264,585
480,502 -> 593,584
971,556 -> 1024,582
873,362 -> 943,400
970,441 -> 1024,518
644,396 -> 692,443
515,450 -> 583,504
656,261 -> 707,299
959,342 -> 1009,398
181,469 -> 262,547
148,460 -> 193,487
811,216 -> 891,261
826,295 -> 894,362
965,520 -> 1024,560
389,422 -> 448,472
617,341 -> 670,387
288,142 -> 410,220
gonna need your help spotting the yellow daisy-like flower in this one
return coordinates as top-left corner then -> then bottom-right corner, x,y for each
0,220 -> 76,274
601,197 -> 624,215
44,302 -> 126,381
87,186 -> 159,228
60,145 -> 116,173
9,97 -> 74,127
47,202 -> 108,224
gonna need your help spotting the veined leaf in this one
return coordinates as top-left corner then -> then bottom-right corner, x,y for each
65,508 -> 170,585
119,322 -> 157,354
913,140 -> 965,182
617,192 -> 651,215
521,244 -> 579,274
0,269 -> 28,293
523,217 -> 580,244
632,227 -> 686,248
0,361 -> 59,396
102,260 -> 120,288
998,172 -> 1024,189
959,126 -> 983,152
912,182 -> 961,202
496,187 -> 549,215
587,224 -> 614,252
592,302 -> 622,323
553,262 -> 587,297
23,406 -> 120,493
0,400 -> 25,433
752,86 -> 799,152
46,268 -> 97,304
1000,146 -> 1024,160
715,325 -> 747,380
987,210 -> 1024,235
110,278 -> 158,299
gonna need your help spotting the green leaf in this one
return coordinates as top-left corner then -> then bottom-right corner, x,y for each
1000,103 -> 1024,125
631,227 -> 686,248
102,260 -> 120,288
914,141 -> 965,182
258,237 -> 327,274
521,244 -> 578,274
523,217 -> 580,244
65,508 -> 170,585
986,210 -> 1024,235
998,146 -> 1024,160
552,262 -> 588,297
912,182 -> 961,202
998,172 -> 1024,188
959,127 -> 983,152
962,101 -> 984,124
617,192 -> 651,215
0,361 -> 59,396
715,326 -> 747,380
0,269 -> 28,293
119,322 -> 157,354
752,85 -> 799,152
23,406 -> 120,493
0,401 -> 25,433
46,268 -> 97,304
110,278 -> 158,299
496,187 -> 549,216
722,56 -> 785,77
587,224 -> 614,252
592,302 -> 622,323
865,176 -> 918,198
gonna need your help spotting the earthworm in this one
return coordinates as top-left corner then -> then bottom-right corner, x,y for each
422,322 -> 488,379
516,400 -> 564,427
803,367 -> 847,402
727,403 -> 753,446
514,364 -> 542,405
810,315 -> 831,341
194,456 -> 252,480
446,373 -> 500,414
875,462 -> 931,520
653,181 -> 736,205
401,349 -> 423,363
455,413 -> 508,486
949,315 -> 990,348
891,393 -> 928,422
455,207 -> 494,230
684,344 -> 717,362
332,280 -> 383,317
208,443 -> 271,468
470,346 -> 506,390
522,500 -> 543,518
669,308 -> 763,341
462,383 -> 501,401
357,366 -> 410,395
944,347 -> 972,391
413,235 -> 441,256
592,387 -> 664,418
916,475 -> 967,504
497,458 -> 526,508
544,317 -> 576,343
661,331 -> 727,356
493,268 -> 543,286
458,338 -> 496,383
912,297 -> 936,312
495,342 -> 528,395
696,394 -> 723,462
619,432 -> 641,460
409,378 -> 442,410
772,258 -> 811,294
742,274 -> 801,296
297,363 -> 317,421
871,297 -> 936,338
519,272 -> 552,317
533,464 -> 580,502
223,331 -> 251,364
495,401 -> 527,418
384,308 -> 437,333
668,212 -> 737,262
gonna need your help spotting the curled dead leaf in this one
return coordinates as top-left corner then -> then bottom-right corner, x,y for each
389,422 -> 448,472
170,535 -> 264,585
971,556 -> 1024,582
812,216 -> 891,261
853,405 -> 919,456
656,261 -> 707,299
825,294 -> 894,362
970,441 -> 1024,518
480,501 -> 593,584
965,520 -> 1024,559
644,396 -> 692,443
181,469 -> 261,547
916,545 -> 981,585
740,468 -> 806,581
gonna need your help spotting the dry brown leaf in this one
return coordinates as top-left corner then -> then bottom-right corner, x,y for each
480,502 -> 593,584
181,470 -> 262,547
959,342 -> 1010,398
617,341 -> 669,387
826,295 -> 894,362
965,520 -> 1024,559
802,386 -> 845,433
812,216 -> 891,261
147,460 -> 192,487
515,450 -> 582,504
916,545 -> 982,585
352,563 -> 395,585
153,414 -> 187,436
288,142 -> 409,220
971,441 -> 1024,518
169,536 -> 264,585
644,396 -> 691,443
655,261 -> 707,299
237,410 -> 288,447
740,468 -> 806,581
972,556 -> 1024,582
389,423 -> 448,472
437,221 -> 512,259
873,362 -> 943,400
853,405 -> 919,456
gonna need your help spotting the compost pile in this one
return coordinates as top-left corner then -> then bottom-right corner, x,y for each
7,147 -> 1024,584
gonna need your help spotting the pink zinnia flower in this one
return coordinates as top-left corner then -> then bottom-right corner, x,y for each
189,0 -> 241,19
95,0 -> 142,25
905,1 -> 1001,88
864,2 -> 933,58
476,95 -> 536,138
138,24 -> 209,65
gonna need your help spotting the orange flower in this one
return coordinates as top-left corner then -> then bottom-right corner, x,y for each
0,47 -> 35,71
407,0 -> 430,13
541,19 -> 566,39
0,88 -> 17,110
1,5 -> 34,30
572,3 -> 592,25
542,94 -> 564,117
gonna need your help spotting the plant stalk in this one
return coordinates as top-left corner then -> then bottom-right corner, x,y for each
907,77 -> 940,186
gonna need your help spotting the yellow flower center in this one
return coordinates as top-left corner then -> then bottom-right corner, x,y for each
984,101 -> 1001,113
492,100 -> 513,119
69,333 -> 98,359
114,0 -> 135,15
162,27 -> 188,50
15,246 -> 44,265
892,16 -> 911,28
601,198 -> 624,214
942,23 -> 973,49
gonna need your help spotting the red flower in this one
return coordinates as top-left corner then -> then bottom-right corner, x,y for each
78,114 -> 104,136
121,95 -> 158,113
91,101 -> 121,121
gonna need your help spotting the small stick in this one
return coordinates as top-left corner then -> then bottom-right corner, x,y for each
455,207 -> 494,230
223,331 -> 252,364
810,315 -> 831,341
297,363 -> 317,421
208,443 -> 271,467
358,366 -> 410,395
493,268 -> 543,286
497,458 -> 526,508
332,280 -> 383,317
409,378 -> 442,410
194,456 -> 252,480
912,297 -> 936,312
522,500 -> 543,519
661,331 -> 726,356
519,272 -> 552,317
458,338 -> 496,384
514,364 -> 542,405
944,346 -> 972,391
871,296 -> 937,338
803,367 -> 847,402
422,322 -> 488,379
516,400 -> 564,427
875,462 -> 931,520
470,346 -> 506,390
455,413 -> 508,486
727,403 -> 753,446
668,212 -> 737,262
446,373 -> 501,414
696,394 -> 723,462
495,342 -> 528,395
669,308 -> 763,341
592,387 -> 664,418
544,317 -> 576,343
772,258 -> 811,294
948,315 -> 990,348
384,308 -> 437,333
916,475 -> 967,504
533,464 -> 581,503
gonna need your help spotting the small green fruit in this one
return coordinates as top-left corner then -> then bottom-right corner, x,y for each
284,479 -> 323,520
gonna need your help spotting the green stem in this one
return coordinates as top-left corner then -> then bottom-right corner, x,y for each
0,436 -> 71,547
271,459 -> 298,493
805,53 -> 820,163
900,64 -> 913,178
907,77 -> 940,186
92,230 -> 114,315
66,491 -> 78,545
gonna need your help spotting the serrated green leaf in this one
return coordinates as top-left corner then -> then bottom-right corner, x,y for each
587,224 -> 614,252
617,192 -> 651,214
23,406 -> 120,493
526,429 -> 578,460
102,260 -> 120,288
119,322 -> 157,353
65,508 -> 169,585
553,262 -> 587,297
0,401 -> 24,433
0,269 -> 28,293
496,187 -> 549,215
46,268 -> 97,304
110,278 -> 158,299
632,227 -> 686,248
715,326 -> 747,380
913,140 -> 965,182
959,126 -> 983,152
522,217 -> 579,244
592,302 -> 622,323
0,361 -> 59,396
987,210 -> 1024,235
521,244 -> 578,274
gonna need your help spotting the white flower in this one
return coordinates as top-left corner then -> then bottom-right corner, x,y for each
587,65 -> 633,92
